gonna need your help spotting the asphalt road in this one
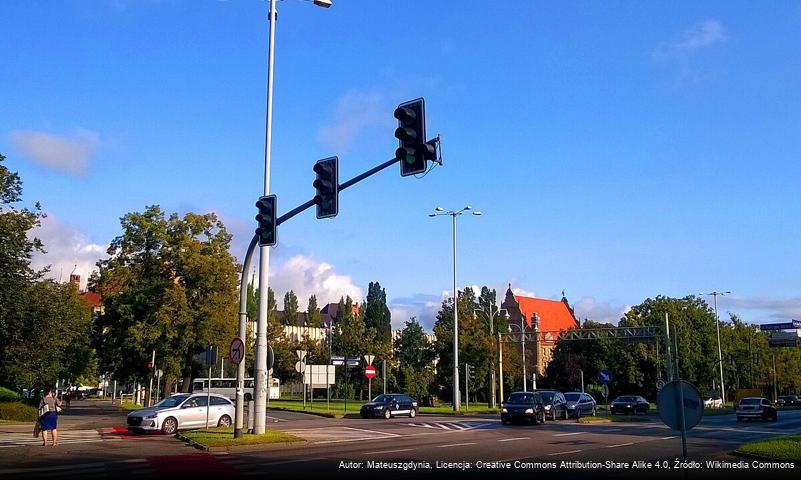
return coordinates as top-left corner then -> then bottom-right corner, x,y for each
1,402 -> 799,479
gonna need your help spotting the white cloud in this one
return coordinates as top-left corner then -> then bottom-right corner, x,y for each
8,128 -> 102,176
316,90 -> 392,153
652,19 -> 728,62
572,297 -> 631,325
29,214 -> 108,290
267,255 -> 363,311
721,295 -> 801,323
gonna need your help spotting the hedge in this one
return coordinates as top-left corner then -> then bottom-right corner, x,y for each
0,386 -> 22,403
0,402 -> 39,422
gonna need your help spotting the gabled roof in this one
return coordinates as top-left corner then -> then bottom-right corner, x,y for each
81,291 -> 102,309
514,295 -> 578,333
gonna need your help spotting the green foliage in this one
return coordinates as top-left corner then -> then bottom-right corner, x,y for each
0,401 -> 38,422
282,290 -> 299,326
363,282 -> 391,343
91,206 -> 239,388
307,295 -> 321,327
0,386 -> 21,402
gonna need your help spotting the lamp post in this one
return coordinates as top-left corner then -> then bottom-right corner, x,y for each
701,291 -> 730,405
508,312 -> 537,392
253,0 -> 332,435
475,306 -> 507,408
429,206 -> 481,411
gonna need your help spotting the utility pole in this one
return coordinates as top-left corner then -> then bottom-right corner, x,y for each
498,332 -> 504,404
772,353 -> 778,402
702,291 -> 730,404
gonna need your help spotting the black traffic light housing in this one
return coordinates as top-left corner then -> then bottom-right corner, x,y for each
255,195 -> 277,246
394,98 -> 435,176
313,156 -> 339,219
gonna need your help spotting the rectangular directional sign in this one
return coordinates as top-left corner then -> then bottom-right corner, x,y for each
331,356 -> 345,366
759,320 -> 801,331
346,356 -> 360,367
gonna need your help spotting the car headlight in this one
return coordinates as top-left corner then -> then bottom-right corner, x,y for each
374,406 -> 383,410
524,408 -> 534,414
144,414 -> 157,419
501,408 -> 508,413
568,405 -> 576,409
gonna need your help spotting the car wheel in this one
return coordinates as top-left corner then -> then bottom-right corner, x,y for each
737,416 -> 742,422
383,409 -> 391,420
161,417 -> 178,435
551,409 -> 557,421
643,407 -> 649,415
501,418 -> 508,425
409,408 -> 416,418
217,415 -> 232,428
563,409 -> 569,420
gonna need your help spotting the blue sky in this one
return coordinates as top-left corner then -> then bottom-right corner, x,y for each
2,1 -> 800,330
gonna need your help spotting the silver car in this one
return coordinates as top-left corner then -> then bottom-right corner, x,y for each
126,393 -> 235,434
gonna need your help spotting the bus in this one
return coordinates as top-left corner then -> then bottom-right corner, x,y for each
191,378 -> 280,401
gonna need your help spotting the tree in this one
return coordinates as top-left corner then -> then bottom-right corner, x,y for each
395,317 -> 434,400
363,282 -> 391,343
91,206 -> 239,391
283,290 -> 299,326
307,295 -> 321,327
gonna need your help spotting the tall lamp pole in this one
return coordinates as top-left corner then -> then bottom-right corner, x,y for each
701,291 -> 730,405
508,312 -> 536,392
429,206 -> 481,411
253,0 -> 332,435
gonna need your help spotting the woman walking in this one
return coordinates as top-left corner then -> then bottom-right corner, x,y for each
38,389 -> 62,446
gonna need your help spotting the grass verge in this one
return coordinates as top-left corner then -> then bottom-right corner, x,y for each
737,434 -> 801,461
0,402 -> 38,422
578,414 -> 652,424
704,407 -> 734,416
179,426 -> 304,449
118,403 -> 144,411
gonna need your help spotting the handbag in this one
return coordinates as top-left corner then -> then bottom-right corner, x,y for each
33,420 -> 41,438
38,403 -> 49,418
56,405 -> 63,414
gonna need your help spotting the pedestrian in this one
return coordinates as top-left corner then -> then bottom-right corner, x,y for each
38,388 -> 62,446
64,388 -> 72,409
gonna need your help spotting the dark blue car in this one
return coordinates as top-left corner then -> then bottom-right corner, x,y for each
360,394 -> 418,419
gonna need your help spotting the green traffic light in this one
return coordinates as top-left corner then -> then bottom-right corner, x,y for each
406,154 -> 415,164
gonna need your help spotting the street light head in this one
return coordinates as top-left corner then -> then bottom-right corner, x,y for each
508,325 -> 512,333
435,207 -> 444,212
428,213 -> 437,217
312,0 -> 333,8
472,211 -> 482,216
463,205 -> 472,210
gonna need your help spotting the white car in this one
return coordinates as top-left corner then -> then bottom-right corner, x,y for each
126,393 -> 235,434
703,396 -> 723,408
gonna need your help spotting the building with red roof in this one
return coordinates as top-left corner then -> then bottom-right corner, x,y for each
500,285 -> 579,377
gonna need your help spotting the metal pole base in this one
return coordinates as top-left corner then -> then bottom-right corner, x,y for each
234,428 -> 243,439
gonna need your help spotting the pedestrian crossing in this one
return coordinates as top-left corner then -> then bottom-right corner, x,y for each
406,421 -> 490,431
0,429 -> 119,448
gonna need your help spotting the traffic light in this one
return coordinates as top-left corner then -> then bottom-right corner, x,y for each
394,98 -> 435,176
313,157 -> 339,219
146,362 -> 153,370
255,195 -> 277,246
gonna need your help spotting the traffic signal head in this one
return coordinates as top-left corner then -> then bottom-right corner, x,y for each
394,98 -> 428,176
313,157 -> 339,219
255,195 -> 277,246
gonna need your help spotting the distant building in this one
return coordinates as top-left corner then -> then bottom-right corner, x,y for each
500,285 -> 579,376
70,274 -> 103,315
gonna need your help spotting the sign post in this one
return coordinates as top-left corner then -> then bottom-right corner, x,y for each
364,355 -> 375,400
296,350 -> 307,408
205,345 -> 217,431
657,379 -> 704,461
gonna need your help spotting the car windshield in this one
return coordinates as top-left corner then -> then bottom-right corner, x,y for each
507,393 -> 537,404
615,396 -> 638,402
565,393 -> 581,401
372,395 -> 390,403
740,398 -> 761,405
154,395 -> 189,408
538,392 -> 554,403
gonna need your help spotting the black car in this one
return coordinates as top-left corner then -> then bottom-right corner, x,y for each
737,397 -> 777,422
777,395 -> 801,407
564,392 -> 597,418
360,394 -> 418,419
501,391 -> 546,425
610,395 -> 649,415
535,390 -> 569,420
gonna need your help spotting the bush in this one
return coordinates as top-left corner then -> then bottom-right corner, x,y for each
0,402 -> 38,422
0,386 -> 21,403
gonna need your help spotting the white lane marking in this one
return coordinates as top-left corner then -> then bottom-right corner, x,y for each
435,423 -> 453,430
437,442 -> 477,448
548,449 -> 582,456
450,423 -> 469,430
364,448 -> 415,455
498,437 -> 530,442
343,426 -> 400,437
661,436 -> 677,440
601,428 -> 623,432
607,442 -> 634,448
554,431 -> 587,436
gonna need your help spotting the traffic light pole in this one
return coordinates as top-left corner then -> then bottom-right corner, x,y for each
235,234 -> 258,438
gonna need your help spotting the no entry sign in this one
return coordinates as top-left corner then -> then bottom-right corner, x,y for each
364,365 -> 376,379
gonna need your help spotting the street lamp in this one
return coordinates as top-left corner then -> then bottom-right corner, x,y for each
474,306 -> 507,408
253,0 -> 333,436
429,205 -> 481,411
700,291 -> 730,405
508,312 -> 538,392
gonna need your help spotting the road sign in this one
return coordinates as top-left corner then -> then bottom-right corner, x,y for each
657,379 -> 666,390
294,361 -> 306,373
759,320 -> 801,331
598,370 -> 612,385
229,337 -> 245,365
346,355 -> 360,367
601,384 -> 609,398
364,354 -> 375,366
156,369 -> 163,377
266,345 -> 274,371
657,380 -> 703,431
206,345 -> 218,366
365,365 -> 376,379
331,355 -> 345,366
296,350 -> 307,361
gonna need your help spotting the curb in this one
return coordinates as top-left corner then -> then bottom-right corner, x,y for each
267,407 -> 337,418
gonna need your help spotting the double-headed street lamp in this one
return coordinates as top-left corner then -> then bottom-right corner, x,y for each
700,291 -> 730,404
474,305 -> 507,408
508,312 -> 539,392
429,206 -> 481,411
252,0 -> 333,436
